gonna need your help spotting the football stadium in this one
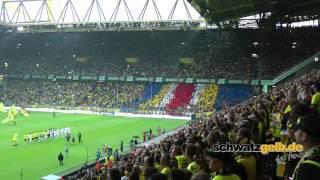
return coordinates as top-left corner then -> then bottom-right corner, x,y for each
0,0 -> 320,180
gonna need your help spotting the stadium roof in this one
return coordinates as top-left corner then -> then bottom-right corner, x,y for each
0,0 -> 318,31
189,0 -> 320,27
0,0 -> 204,23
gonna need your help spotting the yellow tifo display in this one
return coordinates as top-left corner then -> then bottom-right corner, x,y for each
196,84 -> 218,112
139,84 -> 171,111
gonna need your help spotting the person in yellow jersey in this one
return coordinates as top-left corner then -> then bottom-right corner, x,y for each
207,152 -> 241,180
282,90 -> 299,132
185,143 -> 201,174
12,133 -> 18,146
310,83 -> 320,113
271,100 -> 283,140
171,144 -> 188,170
24,133 -> 27,143
143,156 -> 157,179
160,153 -> 171,177
291,113 -> 320,180
235,128 -> 256,180
154,153 -> 162,172
284,103 -> 310,179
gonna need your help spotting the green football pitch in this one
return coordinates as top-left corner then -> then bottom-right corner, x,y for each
0,112 -> 186,180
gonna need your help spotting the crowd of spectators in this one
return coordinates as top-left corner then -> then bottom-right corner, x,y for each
0,28 -> 319,80
195,84 -> 218,112
64,66 -> 320,180
5,80 -> 144,108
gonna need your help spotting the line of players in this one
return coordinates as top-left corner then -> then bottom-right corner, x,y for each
24,127 -> 71,144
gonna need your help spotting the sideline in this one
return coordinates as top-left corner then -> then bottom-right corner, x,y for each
4,107 -> 190,120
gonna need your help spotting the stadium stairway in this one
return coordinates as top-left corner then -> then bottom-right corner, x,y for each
166,83 -> 196,110
214,85 -> 252,110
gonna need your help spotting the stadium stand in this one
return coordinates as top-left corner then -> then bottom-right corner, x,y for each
5,80 -> 144,108
138,83 -> 163,104
0,29 -> 319,79
196,84 -> 219,112
63,69 -> 320,180
4,79 -> 253,116
139,84 -> 171,112
189,84 -> 205,108
214,85 -> 253,110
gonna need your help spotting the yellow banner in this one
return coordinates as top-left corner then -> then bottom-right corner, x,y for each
126,57 -> 138,63
180,57 -> 194,64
